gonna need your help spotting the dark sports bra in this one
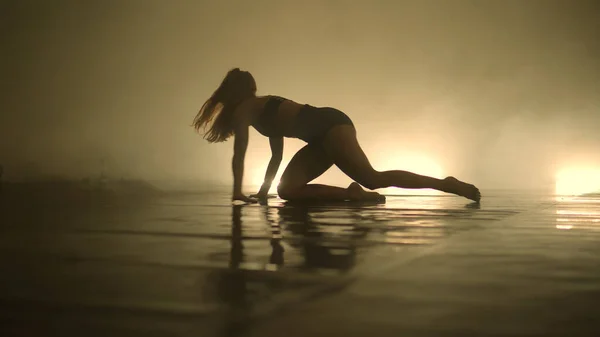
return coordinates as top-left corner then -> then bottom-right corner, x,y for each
253,96 -> 286,137
252,96 -> 353,143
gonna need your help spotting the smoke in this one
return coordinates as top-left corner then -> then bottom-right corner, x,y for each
1,0 -> 598,192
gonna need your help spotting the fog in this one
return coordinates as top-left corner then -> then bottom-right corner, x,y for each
1,0 -> 599,192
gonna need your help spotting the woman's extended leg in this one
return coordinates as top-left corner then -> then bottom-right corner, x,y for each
322,125 -> 481,202
277,143 -> 383,201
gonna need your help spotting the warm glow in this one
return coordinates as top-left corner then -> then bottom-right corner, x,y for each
251,168 -> 277,191
251,169 -> 266,189
556,224 -> 573,230
376,155 -> 444,195
249,160 -> 289,192
555,209 -> 600,230
555,168 -> 600,196
249,154 -> 445,195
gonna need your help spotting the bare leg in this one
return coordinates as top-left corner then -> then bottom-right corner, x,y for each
322,125 -> 481,202
277,144 -> 383,202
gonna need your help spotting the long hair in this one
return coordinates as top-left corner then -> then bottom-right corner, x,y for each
193,68 -> 257,143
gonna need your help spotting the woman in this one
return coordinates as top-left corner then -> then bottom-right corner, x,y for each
193,68 -> 481,204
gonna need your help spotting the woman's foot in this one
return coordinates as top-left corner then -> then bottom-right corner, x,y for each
347,182 -> 386,202
442,176 -> 481,202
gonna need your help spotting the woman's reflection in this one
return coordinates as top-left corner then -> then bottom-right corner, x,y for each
276,203 -> 360,272
216,203 -> 365,304
213,203 -> 379,336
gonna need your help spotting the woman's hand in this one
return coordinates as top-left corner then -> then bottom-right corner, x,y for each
249,190 -> 268,200
250,186 -> 273,204
232,193 -> 257,203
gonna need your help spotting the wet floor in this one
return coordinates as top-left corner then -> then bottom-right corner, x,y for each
1,189 -> 599,336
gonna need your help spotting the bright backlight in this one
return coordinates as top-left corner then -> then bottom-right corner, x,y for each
250,155 -> 444,195
377,155 -> 444,195
555,168 -> 600,196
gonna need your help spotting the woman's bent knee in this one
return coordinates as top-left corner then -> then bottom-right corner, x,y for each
277,182 -> 296,200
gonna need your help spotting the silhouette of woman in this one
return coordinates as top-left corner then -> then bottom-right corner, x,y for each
193,68 -> 481,204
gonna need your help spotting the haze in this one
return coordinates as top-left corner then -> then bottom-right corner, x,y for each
2,0 -> 599,193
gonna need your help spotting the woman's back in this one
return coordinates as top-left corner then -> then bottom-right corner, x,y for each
250,96 -> 305,138
241,95 -> 354,144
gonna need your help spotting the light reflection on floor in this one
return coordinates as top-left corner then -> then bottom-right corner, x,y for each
555,195 -> 600,231
1,188 -> 600,336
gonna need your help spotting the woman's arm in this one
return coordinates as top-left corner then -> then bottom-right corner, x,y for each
232,124 -> 248,199
255,137 -> 283,196
231,104 -> 256,203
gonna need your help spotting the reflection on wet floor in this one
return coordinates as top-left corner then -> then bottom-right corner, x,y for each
196,196 -> 524,336
555,196 -> 600,231
1,190 -> 600,336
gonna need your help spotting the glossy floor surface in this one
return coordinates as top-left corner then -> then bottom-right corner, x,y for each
1,187 -> 599,336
